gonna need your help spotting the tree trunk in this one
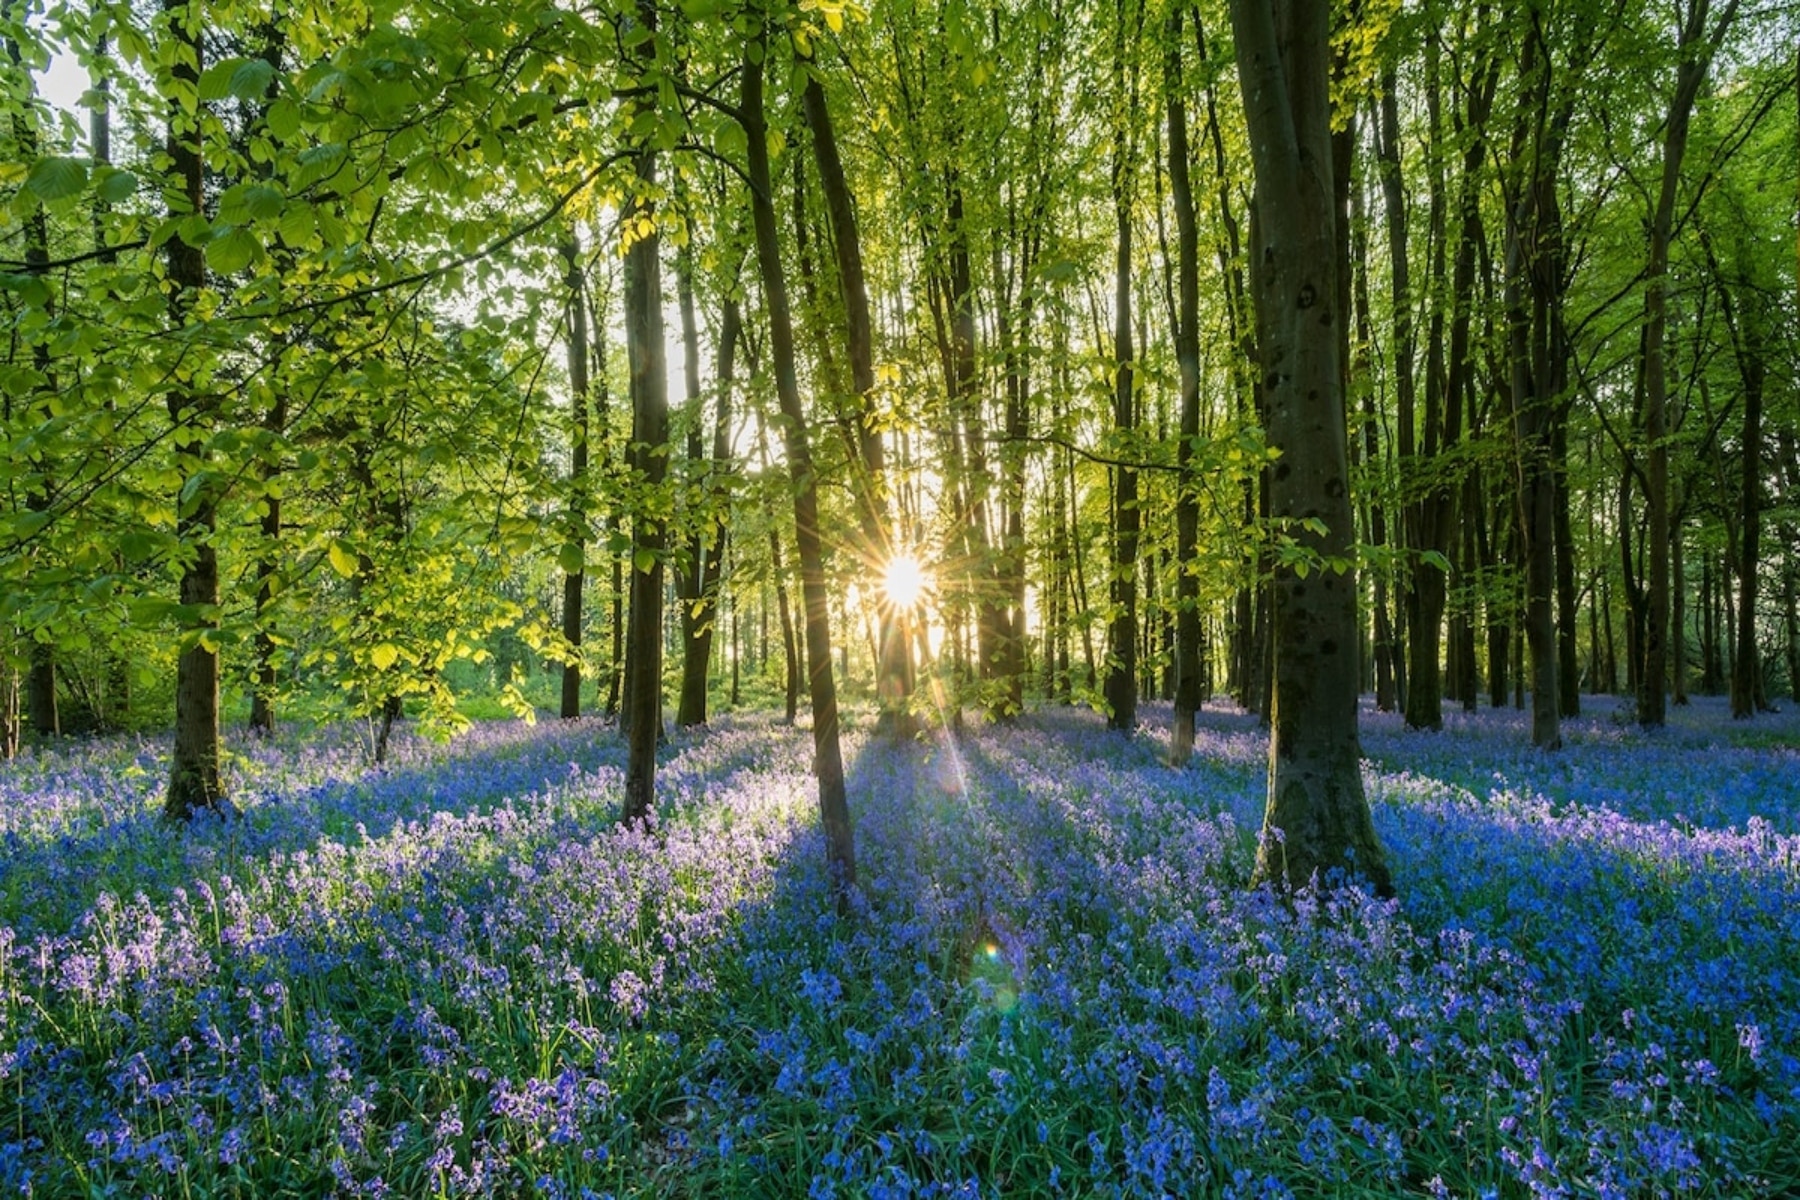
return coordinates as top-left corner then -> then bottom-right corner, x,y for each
1553,421 -> 1580,714
1641,0 -> 1738,727
742,30 -> 855,898
1,655 -> 16,760
1784,552 -> 1798,703
560,233 -> 592,721
163,0 -> 229,819
1727,295 -> 1764,720
1504,22 -> 1562,751
621,39 -> 669,821
250,388 -> 287,738
1671,510 -> 1688,704
1231,0 -> 1391,896
677,284 -> 739,729
1376,72 -> 1443,734
1349,178 -> 1398,714
771,526 -> 800,723
801,72 -> 914,734
6,20 -> 61,742
1167,6 -> 1203,765
1105,0 -> 1140,734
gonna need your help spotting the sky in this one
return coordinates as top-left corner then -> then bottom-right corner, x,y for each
35,51 -> 88,119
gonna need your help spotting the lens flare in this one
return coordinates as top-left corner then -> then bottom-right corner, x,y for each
882,553 -> 927,609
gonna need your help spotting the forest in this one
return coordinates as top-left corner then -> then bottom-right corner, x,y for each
4,0 -> 1800,1194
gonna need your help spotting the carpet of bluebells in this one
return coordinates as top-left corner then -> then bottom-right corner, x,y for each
3,696 -> 1798,1198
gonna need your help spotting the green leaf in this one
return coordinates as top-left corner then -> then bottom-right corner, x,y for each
278,203 -> 315,247
633,547 -> 656,574
25,156 -> 87,202
94,168 -> 138,204
242,183 -> 285,221
0,272 -> 52,308
327,539 -> 359,578
558,543 -> 585,574
292,142 -> 347,189
199,57 -> 251,102
127,597 -> 185,627
218,182 -> 285,224
371,643 -> 399,671
266,98 -> 302,140
205,227 -> 260,275
229,58 -> 277,101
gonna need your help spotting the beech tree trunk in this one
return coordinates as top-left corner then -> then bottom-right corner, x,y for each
621,40 -> 669,822
801,72 -> 915,734
1725,289 -> 1764,719
250,390 -> 286,738
1105,0 -> 1140,734
1166,7 -> 1203,765
163,0 -> 229,819
1641,0 -> 1738,727
1504,18 -> 1563,751
1231,0 -> 1391,896
560,233 -> 592,721
6,19 -> 60,742
676,279 -> 739,730
1375,73 -> 1443,734
743,28 -> 855,898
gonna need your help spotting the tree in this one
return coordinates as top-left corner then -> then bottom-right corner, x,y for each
674,231 -> 742,729
1166,2 -> 1205,766
620,2 -> 671,824
559,231 -> 592,721
162,0 -> 230,819
741,4 -> 855,899
1104,0 -> 1142,735
800,61 -> 914,734
1638,0 -> 1740,728
1230,0 -> 1392,894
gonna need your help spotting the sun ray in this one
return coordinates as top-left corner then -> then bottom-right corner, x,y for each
881,553 -> 928,610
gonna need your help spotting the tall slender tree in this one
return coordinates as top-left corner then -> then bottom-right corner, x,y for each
162,0 -> 229,818
741,9 -> 855,898
1639,0 -> 1740,728
620,1 -> 670,823
1104,0 -> 1142,734
560,231 -> 592,721
1166,4 -> 1204,765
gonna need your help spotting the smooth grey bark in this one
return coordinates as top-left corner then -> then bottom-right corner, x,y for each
675,273 -> 739,730
6,17 -> 60,740
1230,0 -> 1392,895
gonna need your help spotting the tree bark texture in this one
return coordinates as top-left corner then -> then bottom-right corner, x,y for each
1230,0 -> 1392,895
163,0 -> 228,819
621,74 -> 668,822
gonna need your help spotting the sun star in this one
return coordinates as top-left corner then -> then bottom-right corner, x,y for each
882,553 -> 927,609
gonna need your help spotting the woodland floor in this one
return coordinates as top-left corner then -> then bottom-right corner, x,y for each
3,694 -> 1798,1197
